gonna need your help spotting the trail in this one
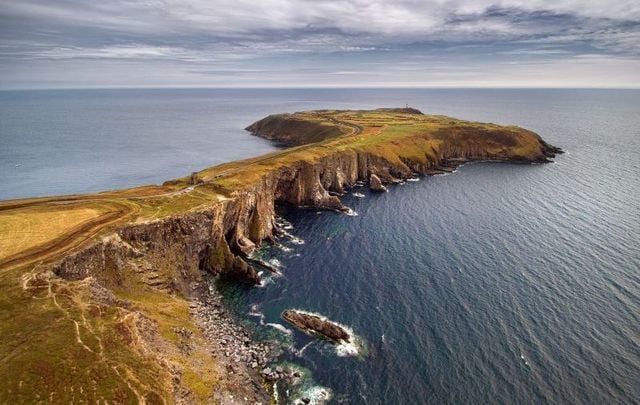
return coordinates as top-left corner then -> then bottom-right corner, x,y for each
20,272 -> 148,403
0,204 -> 133,272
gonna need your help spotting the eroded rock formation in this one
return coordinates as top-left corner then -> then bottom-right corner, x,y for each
282,310 -> 350,343
51,111 -> 563,294
369,173 -> 387,192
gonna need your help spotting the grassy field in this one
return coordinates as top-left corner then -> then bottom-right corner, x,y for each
0,109 -> 548,402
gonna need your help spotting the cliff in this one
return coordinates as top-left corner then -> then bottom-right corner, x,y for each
0,108 -> 561,402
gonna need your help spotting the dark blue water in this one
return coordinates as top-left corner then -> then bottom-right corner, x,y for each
2,89 -> 639,404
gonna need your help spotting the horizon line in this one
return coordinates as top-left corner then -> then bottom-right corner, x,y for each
1,85 -> 640,91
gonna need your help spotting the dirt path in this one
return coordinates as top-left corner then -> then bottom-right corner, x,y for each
0,115 -> 363,272
0,204 -> 133,272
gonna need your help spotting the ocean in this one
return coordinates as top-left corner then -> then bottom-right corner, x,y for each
1,88 -> 639,404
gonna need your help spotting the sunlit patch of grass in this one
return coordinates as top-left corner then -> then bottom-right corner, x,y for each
0,108 -> 550,403
0,206 -> 105,261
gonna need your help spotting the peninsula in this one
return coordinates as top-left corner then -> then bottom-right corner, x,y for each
0,108 -> 561,402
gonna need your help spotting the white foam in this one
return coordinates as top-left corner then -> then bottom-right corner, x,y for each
295,386 -> 332,404
279,229 -> 293,238
248,305 -> 265,325
352,192 -> 365,198
406,177 -> 420,182
294,341 -> 314,357
266,323 -> 294,335
269,258 -> 282,268
280,229 -> 305,245
257,277 -> 275,288
336,338 -> 360,357
344,208 -> 359,217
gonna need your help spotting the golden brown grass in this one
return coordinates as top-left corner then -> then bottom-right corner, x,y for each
0,206 -> 103,261
0,108 -> 547,403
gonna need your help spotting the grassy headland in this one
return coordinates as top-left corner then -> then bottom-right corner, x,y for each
0,108 -> 560,402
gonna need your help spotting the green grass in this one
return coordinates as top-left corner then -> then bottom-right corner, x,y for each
0,108 -> 550,403
0,268 -> 170,403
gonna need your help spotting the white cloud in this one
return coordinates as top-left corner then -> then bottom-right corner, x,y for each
3,0 -> 639,37
1,0 -> 639,88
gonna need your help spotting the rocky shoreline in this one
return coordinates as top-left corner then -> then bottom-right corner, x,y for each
189,283 -> 276,403
189,280 -> 329,403
6,109 -> 562,403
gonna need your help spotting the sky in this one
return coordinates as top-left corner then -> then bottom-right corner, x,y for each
1,0 -> 639,89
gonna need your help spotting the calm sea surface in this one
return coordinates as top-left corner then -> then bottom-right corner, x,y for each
1,89 -> 639,404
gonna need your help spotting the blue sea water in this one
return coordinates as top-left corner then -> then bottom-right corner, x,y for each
1,89 -> 639,404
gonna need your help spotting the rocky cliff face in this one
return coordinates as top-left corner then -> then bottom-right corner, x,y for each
6,109 -> 562,403
52,132 -> 560,292
39,110 -> 561,403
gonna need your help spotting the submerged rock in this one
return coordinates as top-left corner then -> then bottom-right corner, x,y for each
282,310 -> 350,343
369,174 -> 387,192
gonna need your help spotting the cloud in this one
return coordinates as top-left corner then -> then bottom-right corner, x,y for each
0,0 -> 638,88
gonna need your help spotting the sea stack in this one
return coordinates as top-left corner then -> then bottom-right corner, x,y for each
369,174 -> 387,192
282,310 -> 351,343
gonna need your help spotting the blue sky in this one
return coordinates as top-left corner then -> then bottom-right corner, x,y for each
1,0 -> 639,88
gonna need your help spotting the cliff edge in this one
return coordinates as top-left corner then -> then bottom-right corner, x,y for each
0,108 -> 561,402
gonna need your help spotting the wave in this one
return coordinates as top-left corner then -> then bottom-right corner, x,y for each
336,340 -> 360,357
269,258 -> 282,268
344,208 -> 359,217
278,227 -> 305,245
277,244 -> 293,252
275,216 -> 294,229
293,341 -> 314,357
266,322 -> 294,335
434,170 -> 457,176
352,192 -> 365,198
290,237 -> 305,245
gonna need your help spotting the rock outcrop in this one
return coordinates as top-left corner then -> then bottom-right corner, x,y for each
282,310 -> 350,343
1,108 -> 563,404
51,109 -> 563,295
369,173 -> 387,192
